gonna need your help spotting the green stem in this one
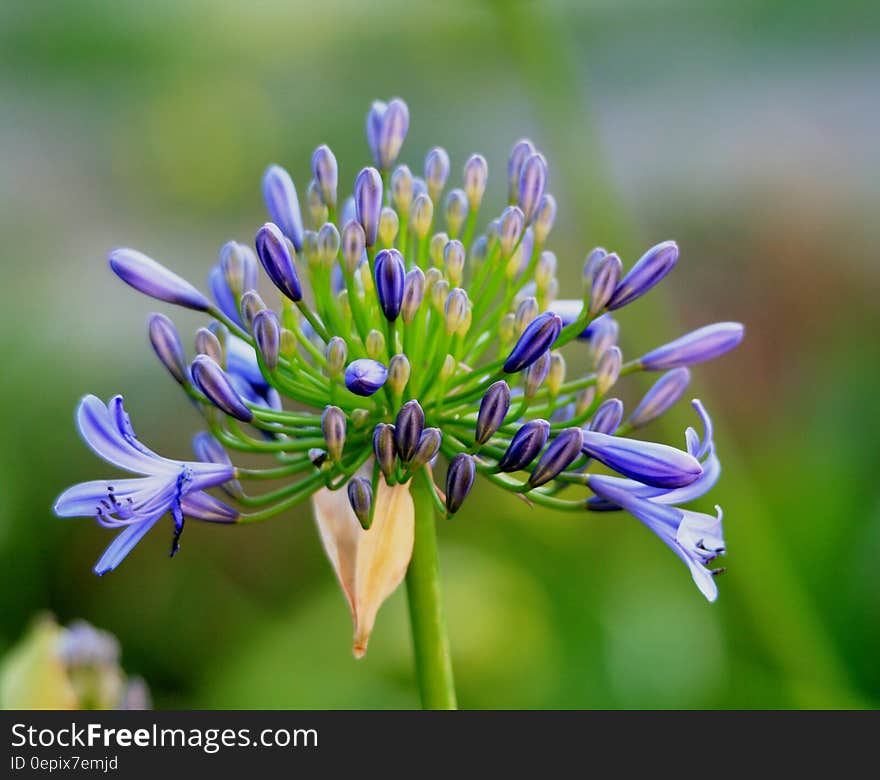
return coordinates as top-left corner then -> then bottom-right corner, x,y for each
405,475 -> 457,710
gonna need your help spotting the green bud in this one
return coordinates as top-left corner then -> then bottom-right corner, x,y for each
378,207 -> 399,248
326,336 -> 347,376
547,351 -> 565,396
429,232 -> 449,269
365,329 -> 385,359
388,353 -> 411,395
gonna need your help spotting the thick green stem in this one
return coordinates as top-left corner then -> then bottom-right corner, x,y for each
405,477 -> 457,709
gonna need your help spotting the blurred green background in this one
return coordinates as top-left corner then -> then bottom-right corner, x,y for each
1,0 -> 878,709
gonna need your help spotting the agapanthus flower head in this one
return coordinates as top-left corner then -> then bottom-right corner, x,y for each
58,97 -> 743,657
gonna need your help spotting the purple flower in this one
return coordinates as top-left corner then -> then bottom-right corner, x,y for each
191,354 -> 254,422
518,153 -> 547,223
367,98 -> 409,169
607,240 -> 678,310
446,453 -> 476,514
640,322 -> 745,370
109,249 -> 210,311
395,400 -> 425,462
476,380 -> 511,445
255,222 -> 303,303
588,253 -> 622,316
628,368 -> 691,428
148,313 -> 187,385
507,138 -> 536,203
54,396 -> 237,575
344,358 -> 388,397
497,419 -> 550,472
588,475 -> 725,601
262,164 -> 304,251
374,248 -> 406,321
311,144 -> 338,209
252,309 -> 280,371
503,312 -> 563,373
354,167 -> 383,247
580,430 -> 702,488
589,398 -> 624,435
528,428 -> 583,488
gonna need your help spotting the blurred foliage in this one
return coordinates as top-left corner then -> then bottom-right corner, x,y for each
0,0 -> 877,708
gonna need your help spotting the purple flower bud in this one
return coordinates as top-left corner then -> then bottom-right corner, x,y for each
589,398 -> 624,434
366,100 -> 386,164
326,337 -> 347,376
252,309 -> 280,371
497,419 -> 550,472
219,241 -> 258,298
518,152 -> 547,223
195,327 -> 223,365
580,430 -> 702,489
444,287 -> 469,335
410,193 -> 434,239
255,222 -> 302,302
425,147 -> 450,201
528,427 -> 583,488
463,153 -> 488,209
533,194 -> 557,244
446,453 -> 476,514
373,422 -> 397,480
322,405 -> 347,462
262,165 -> 304,251
344,358 -> 388,397
148,313 -> 187,384
476,380 -> 511,444
444,188 -> 468,237
410,427 -> 442,469
607,240 -> 678,310
401,267 -> 425,324
347,477 -> 373,530
191,355 -> 253,422
588,252 -> 622,316
377,98 -> 409,169
341,220 -> 366,275
639,322 -> 745,371
374,248 -> 406,321
508,138 -> 536,202
499,205 -> 525,256
503,312 -> 563,373
311,144 -> 338,209
596,345 -> 622,394
629,368 -> 691,428
317,222 -> 340,264
354,167 -> 383,247
590,314 -> 619,358
109,248 -> 210,311
524,351 -> 551,398
239,290 -> 266,332
395,399 -> 425,462
582,246 -> 608,290
192,432 -> 242,498
391,165 -> 414,215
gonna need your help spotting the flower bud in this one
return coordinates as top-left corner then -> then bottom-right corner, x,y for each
410,427 -> 441,469
280,328 -> 297,358
589,398 -> 624,435
255,222 -> 302,302
365,329 -> 386,359
444,288 -> 469,335
344,358 -> 388,396
375,97 -> 409,170
401,267 -> 425,324
391,165 -> 414,216
431,278 -> 450,312
499,205 -> 525,256
515,296 -> 539,334
191,355 -> 253,421
311,144 -> 338,209
596,345 -> 622,394
607,240 -> 678,310
523,350 -> 551,398
347,477 -> 373,530
446,189 -> 468,237
262,164 -> 304,250
307,180 -> 327,227
195,327 -> 223,366
109,248 -> 210,311
410,193 -> 434,239
582,246 -> 608,293
395,400 -> 425,462
585,252 -> 621,317
252,309 -> 280,371
639,322 -> 745,371
219,241 -> 258,298
411,176 -> 428,200
388,353 -> 411,395
518,152 -> 547,223
378,207 -> 399,248
424,267 -> 442,296
429,232 -> 449,269
535,250 -> 557,293
475,380 -> 511,445
372,422 -> 397,480
374,248 -> 406,321
317,222 -> 340,265
326,336 -> 347,376
424,147 -> 450,202
497,419 -> 550,472
444,240 -> 465,286
499,313 -> 516,346
148,313 -> 188,384
575,386 -> 596,416
508,138 -> 536,202
590,315 -> 619,360
341,220 -> 366,275
463,153 -> 488,210
446,453 -> 476,514
239,290 -> 266,332
628,368 -> 691,428
470,235 -> 488,266
192,432 -> 242,498
503,312 -> 562,373
354,167 -> 384,248
439,354 -> 456,382
533,194 -> 557,244
322,405 -> 347,462
528,428 -> 583,488
547,351 -> 566,396
581,431 -> 702,489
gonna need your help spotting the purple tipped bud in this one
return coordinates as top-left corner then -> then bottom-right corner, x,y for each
476,380 -> 511,444
629,368 -> 691,428
580,430 -> 702,489
518,153 -> 547,223
373,422 -> 397,481
590,315 -> 619,358
391,164 -> 414,215
409,427 -> 442,470
322,405 -> 347,462
425,147 -> 450,201
374,248 -> 406,321
395,400 -> 425,462
341,220 -> 366,275
148,313 -> 187,384
463,154 -> 488,209
596,345 -> 622,394
588,252 -> 622,316
377,98 -> 409,169
388,353 -> 411,395
503,312 -> 563,373
533,194 -> 557,244
498,419 -> 551,472
508,138 -> 536,202
311,144 -> 338,209
499,205 -> 525,256
528,428 -> 583,488
326,336 -> 348,376
239,290 -> 266,331
306,180 -> 327,226
252,309 -> 280,371
344,358 -> 388,397
219,241 -> 258,298
589,398 -> 624,434
401,267 -> 425,324
195,327 -> 223,364
347,477 -> 373,530
444,188 -> 468,237
255,222 -> 302,302
262,165 -> 304,251
446,453 -> 476,514
191,355 -> 253,421
516,296 -> 539,333
192,432 -> 242,498
582,246 -> 608,291
444,287 -> 469,335
523,351 -> 551,398
354,167 -> 383,247
317,222 -> 340,264
109,248 -> 210,311
640,322 -> 745,371
410,193 -> 434,238
607,240 -> 678,310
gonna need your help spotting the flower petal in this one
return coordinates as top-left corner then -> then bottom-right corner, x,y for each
93,515 -> 162,575
180,491 -> 238,523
